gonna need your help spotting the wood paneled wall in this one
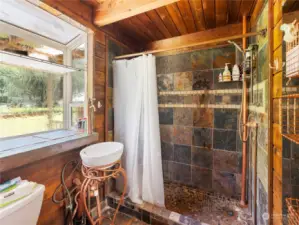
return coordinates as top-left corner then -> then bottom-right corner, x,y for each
272,0 -> 283,224
0,1 -> 137,225
0,149 -> 83,225
94,33 -> 106,142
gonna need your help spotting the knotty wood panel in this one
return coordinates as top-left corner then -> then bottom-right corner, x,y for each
147,23 -> 242,50
202,0 -> 216,28
155,7 -> 180,37
166,3 -> 188,35
189,0 -> 206,31
0,149 -> 83,225
273,72 -> 282,98
83,0 -> 258,44
146,10 -> 172,38
273,20 -> 283,51
215,0 -> 228,27
228,0 -> 242,23
93,0 -> 180,26
177,0 -> 197,33
136,14 -> 164,40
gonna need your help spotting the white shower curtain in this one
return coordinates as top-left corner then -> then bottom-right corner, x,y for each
113,54 -> 165,207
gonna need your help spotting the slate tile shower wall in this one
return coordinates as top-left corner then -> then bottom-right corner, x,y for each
247,2 -> 269,225
156,46 -> 243,198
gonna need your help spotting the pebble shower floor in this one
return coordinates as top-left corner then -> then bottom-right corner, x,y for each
164,182 -> 253,225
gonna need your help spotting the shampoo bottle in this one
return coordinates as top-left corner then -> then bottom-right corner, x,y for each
223,63 -> 231,82
232,64 -> 240,81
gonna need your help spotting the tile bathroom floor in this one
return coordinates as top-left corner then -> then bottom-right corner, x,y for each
164,182 -> 253,225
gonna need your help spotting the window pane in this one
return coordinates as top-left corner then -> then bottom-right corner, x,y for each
0,33 -> 64,64
0,64 -> 64,138
71,106 -> 84,128
72,44 -> 85,102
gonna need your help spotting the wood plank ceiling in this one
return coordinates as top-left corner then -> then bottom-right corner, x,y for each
83,0 -> 258,46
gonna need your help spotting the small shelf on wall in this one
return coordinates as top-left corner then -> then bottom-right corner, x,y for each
0,50 -> 83,74
280,94 -> 299,144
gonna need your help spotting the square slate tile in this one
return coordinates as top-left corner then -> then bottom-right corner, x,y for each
193,108 -> 214,128
191,147 -> 213,169
174,144 -> 191,164
162,160 -> 173,181
192,94 -> 215,105
191,166 -> 212,190
159,108 -> 173,125
283,137 -> 291,159
173,126 -> 192,145
174,108 -> 193,126
192,70 -> 213,90
213,150 -> 239,173
160,125 -> 173,143
212,46 -> 236,69
156,53 -> 192,74
215,94 -> 242,105
172,162 -> 191,184
161,142 -> 174,161
213,129 -> 237,151
283,158 -> 291,185
157,74 -> 174,91
257,44 -> 269,82
291,159 -> 299,185
191,50 -> 213,70
292,141 -> 299,161
174,72 -> 192,91
214,109 -> 238,130
212,170 -> 240,197
193,128 -> 212,149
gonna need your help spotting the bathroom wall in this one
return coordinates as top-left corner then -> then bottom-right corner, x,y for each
156,45 -> 243,198
248,2 -> 269,225
281,10 -> 299,225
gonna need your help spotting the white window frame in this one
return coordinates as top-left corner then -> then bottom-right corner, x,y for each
0,21 -> 91,136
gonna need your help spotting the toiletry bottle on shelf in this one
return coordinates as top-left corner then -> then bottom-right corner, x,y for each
232,64 -> 240,81
218,72 -> 223,82
223,63 -> 231,82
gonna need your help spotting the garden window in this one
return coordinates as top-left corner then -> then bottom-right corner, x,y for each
0,0 -> 92,140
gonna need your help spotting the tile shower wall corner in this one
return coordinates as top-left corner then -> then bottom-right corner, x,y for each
157,46 -> 242,198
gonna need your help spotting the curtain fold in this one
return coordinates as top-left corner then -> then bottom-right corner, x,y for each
113,55 -> 164,207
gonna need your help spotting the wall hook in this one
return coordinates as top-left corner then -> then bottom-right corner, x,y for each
269,59 -> 286,71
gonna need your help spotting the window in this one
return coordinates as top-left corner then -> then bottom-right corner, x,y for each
0,0 -> 91,139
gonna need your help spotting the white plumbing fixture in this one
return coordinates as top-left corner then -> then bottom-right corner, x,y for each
0,184 -> 45,225
80,142 -> 124,167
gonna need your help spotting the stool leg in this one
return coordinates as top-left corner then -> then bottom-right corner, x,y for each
111,168 -> 127,225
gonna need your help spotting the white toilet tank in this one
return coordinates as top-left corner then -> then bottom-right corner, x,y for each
0,184 -> 45,225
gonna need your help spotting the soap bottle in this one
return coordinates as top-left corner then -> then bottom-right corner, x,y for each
232,64 -> 240,81
223,63 -> 231,82
218,72 -> 223,82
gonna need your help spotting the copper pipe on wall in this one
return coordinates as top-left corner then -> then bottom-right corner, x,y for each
240,15 -> 248,207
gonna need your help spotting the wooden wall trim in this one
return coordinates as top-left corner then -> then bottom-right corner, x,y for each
268,0 -> 274,224
146,23 -> 243,51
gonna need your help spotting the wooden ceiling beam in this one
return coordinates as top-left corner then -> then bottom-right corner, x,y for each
94,0 -> 180,27
146,23 -> 242,51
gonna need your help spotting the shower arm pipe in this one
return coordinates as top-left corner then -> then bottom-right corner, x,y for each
114,29 -> 267,60
240,15 -> 248,207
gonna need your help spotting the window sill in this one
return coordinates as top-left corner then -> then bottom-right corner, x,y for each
0,130 -> 99,173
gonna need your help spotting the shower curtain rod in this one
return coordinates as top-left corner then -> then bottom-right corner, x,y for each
114,29 -> 267,60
